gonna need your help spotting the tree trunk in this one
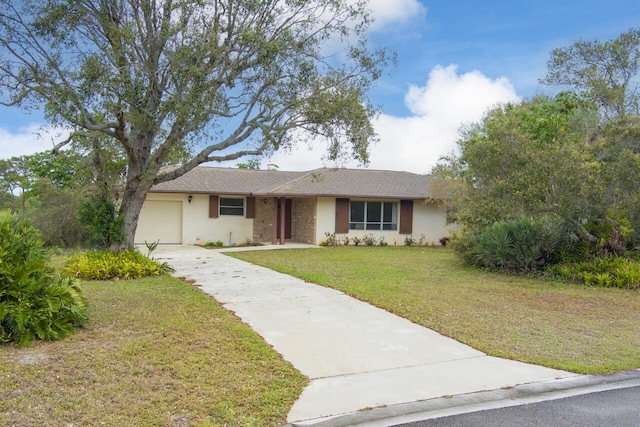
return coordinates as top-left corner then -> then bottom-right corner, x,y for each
109,172 -> 154,252
566,217 -> 598,243
110,189 -> 146,251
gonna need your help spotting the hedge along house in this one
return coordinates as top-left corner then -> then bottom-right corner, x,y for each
134,166 -> 449,246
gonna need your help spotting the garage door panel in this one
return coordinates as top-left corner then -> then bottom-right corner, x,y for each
135,200 -> 182,244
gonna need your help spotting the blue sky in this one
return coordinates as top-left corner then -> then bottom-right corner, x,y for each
372,0 -> 640,112
1,0 -> 639,172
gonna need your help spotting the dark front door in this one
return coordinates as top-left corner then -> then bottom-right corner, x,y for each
277,199 -> 292,239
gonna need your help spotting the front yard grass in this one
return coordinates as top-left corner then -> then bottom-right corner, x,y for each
0,275 -> 307,427
230,246 -> 640,374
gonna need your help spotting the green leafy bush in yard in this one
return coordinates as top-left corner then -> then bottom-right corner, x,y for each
362,233 -> 377,246
319,232 -> 337,246
0,211 -> 87,345
549,256 -> 640,289
65,249 -> 174,280
467,216 -> 560,272
404,235 -> 415,246
77,196 -> 125,249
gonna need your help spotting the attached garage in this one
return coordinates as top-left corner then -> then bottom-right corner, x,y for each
134,200 -> 183,244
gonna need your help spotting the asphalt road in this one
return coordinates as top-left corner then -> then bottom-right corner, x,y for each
394,385 -> 640,427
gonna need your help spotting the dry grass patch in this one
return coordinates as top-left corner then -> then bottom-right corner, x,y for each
0,275 -> 307,426
230,246 -> 640,374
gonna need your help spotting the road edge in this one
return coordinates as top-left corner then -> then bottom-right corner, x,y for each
284,370 -> 640,427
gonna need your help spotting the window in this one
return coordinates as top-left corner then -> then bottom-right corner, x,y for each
219,198 -> 244,216
349,201 -> 397,230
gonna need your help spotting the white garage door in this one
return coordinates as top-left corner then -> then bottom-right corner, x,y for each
135,200 -> 183,244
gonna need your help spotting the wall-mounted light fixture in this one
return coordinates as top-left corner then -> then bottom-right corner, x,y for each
188,195 -> 193,204
263,198 -> 268,204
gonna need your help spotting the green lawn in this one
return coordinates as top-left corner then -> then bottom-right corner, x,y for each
230,246 -> 640,374
3,246 -> 637,426
0,275 -> 307,427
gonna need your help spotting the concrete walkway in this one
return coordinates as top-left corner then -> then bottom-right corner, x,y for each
153,245 -> 579,425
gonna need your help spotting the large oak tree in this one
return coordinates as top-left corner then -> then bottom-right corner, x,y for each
0,0 -> 391,250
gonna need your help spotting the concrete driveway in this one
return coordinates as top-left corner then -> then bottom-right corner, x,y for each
153,245 -> 579,425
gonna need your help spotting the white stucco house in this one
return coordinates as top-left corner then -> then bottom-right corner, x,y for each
134,166 -> 449,246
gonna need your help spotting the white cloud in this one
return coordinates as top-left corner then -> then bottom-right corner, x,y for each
0,124 -> 71,159
266,64 -> 520,174
366,0 -> 427,30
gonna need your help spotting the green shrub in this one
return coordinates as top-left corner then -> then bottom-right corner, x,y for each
65,249 -> 175,280
586,212 -> 634,257
0,211 -> 87,345
467,216 -> 559,272
548,256 -> 640,289
77,196 -> 125,249
319,232 -> 337,246
362,233 -> 376,246
450,229 -> 475,264
203,240 -> 224,248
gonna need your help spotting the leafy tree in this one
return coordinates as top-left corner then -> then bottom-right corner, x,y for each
595,116 -> 640,246
0,156 -> 33,215
541,28 -> 640,247
0,145 -> 126,247
0,151 -> 89,212
69,133 -> 128,202
440,28 -> 640,265
441,94 -> 604,242
26,150 -> 93,190
0,151 -> 97,246
542,28 -> 640,120
27,180 -> 89,247
0,159 -> 20,213
0,0 -> 391,250
236,158 -> 262,170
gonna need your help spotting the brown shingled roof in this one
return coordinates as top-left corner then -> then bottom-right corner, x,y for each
151,167 -> 306,195
150,166 -> 436,200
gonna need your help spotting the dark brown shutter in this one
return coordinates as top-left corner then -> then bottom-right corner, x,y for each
399,200 -> 413,234
335,198 -> 349,233
209,195 -> 219,218
245,197 -> 256,218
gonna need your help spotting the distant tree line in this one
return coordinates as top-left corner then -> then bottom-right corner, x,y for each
0,137 -> 126,248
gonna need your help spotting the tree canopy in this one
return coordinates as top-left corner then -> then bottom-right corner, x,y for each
441,94 -> 603,238
436,28 -> 640,256
0,0 -> 392,249
434,28 -> 640,245
542,28 -> 640,120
